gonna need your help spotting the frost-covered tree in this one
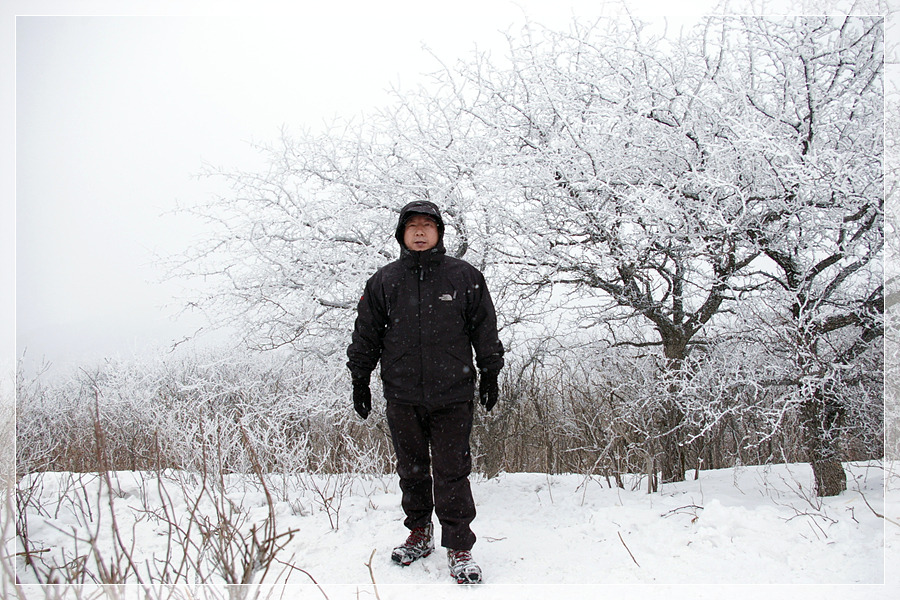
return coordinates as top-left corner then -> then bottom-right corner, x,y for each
430,16 -> 882,486
726,16 -> 885,495
447,18 -> 781,483
174,14 -> 884,491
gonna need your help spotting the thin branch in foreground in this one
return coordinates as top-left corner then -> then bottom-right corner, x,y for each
365,549 -> 381,600
617,531 -> 640,568
856,483 -> 900,528
275,556 -> 330,600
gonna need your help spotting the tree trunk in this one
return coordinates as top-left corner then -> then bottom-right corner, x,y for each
659,399 -> 686,483
811,457 -> 847,497
800,392 -> 847,497
659,341 -> 688,484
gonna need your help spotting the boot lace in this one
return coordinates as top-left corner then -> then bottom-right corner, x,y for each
449,549 -> 473,563
406,526 -> 430,546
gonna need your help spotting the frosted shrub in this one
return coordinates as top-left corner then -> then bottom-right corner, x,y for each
15,339 -> 882,483
15,350 -> 393,478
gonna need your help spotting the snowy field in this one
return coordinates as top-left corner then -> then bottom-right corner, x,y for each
13,461 -> 900,600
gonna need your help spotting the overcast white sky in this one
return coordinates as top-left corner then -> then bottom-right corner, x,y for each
5,0 -> 894,381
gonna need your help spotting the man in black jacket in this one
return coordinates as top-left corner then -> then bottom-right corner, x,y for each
347,200 -> 504,584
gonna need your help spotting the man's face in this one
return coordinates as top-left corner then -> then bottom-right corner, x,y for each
403,214 -> 439,252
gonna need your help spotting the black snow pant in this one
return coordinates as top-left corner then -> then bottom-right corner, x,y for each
385,400 -> 476,551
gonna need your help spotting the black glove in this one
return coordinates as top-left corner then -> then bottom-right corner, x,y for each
478,370 -> 500,412
352,378 -> 372,419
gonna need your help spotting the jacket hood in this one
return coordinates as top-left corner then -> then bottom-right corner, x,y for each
395,200 -> 445,250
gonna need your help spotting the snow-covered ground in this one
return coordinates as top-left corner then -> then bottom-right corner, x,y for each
13,461 -> 899,599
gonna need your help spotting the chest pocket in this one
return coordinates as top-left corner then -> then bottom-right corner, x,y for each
423,284 -> 467,343
431,287 -> 465,319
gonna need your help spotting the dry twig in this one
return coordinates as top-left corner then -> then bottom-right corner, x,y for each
617,531 -> 640,568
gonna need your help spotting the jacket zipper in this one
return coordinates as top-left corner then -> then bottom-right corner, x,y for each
416,260 -> 426,403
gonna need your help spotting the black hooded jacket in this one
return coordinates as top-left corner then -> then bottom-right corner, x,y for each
347,201 -> 504,407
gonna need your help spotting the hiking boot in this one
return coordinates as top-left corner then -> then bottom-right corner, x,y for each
391,523 -> 435,566
447,548 -> 483,584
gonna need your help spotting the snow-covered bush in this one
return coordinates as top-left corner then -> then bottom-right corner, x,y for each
15,350 -> 394,478
16,334 -> 882,482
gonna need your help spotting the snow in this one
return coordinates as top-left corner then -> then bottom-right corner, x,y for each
13,461 -> 899,600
